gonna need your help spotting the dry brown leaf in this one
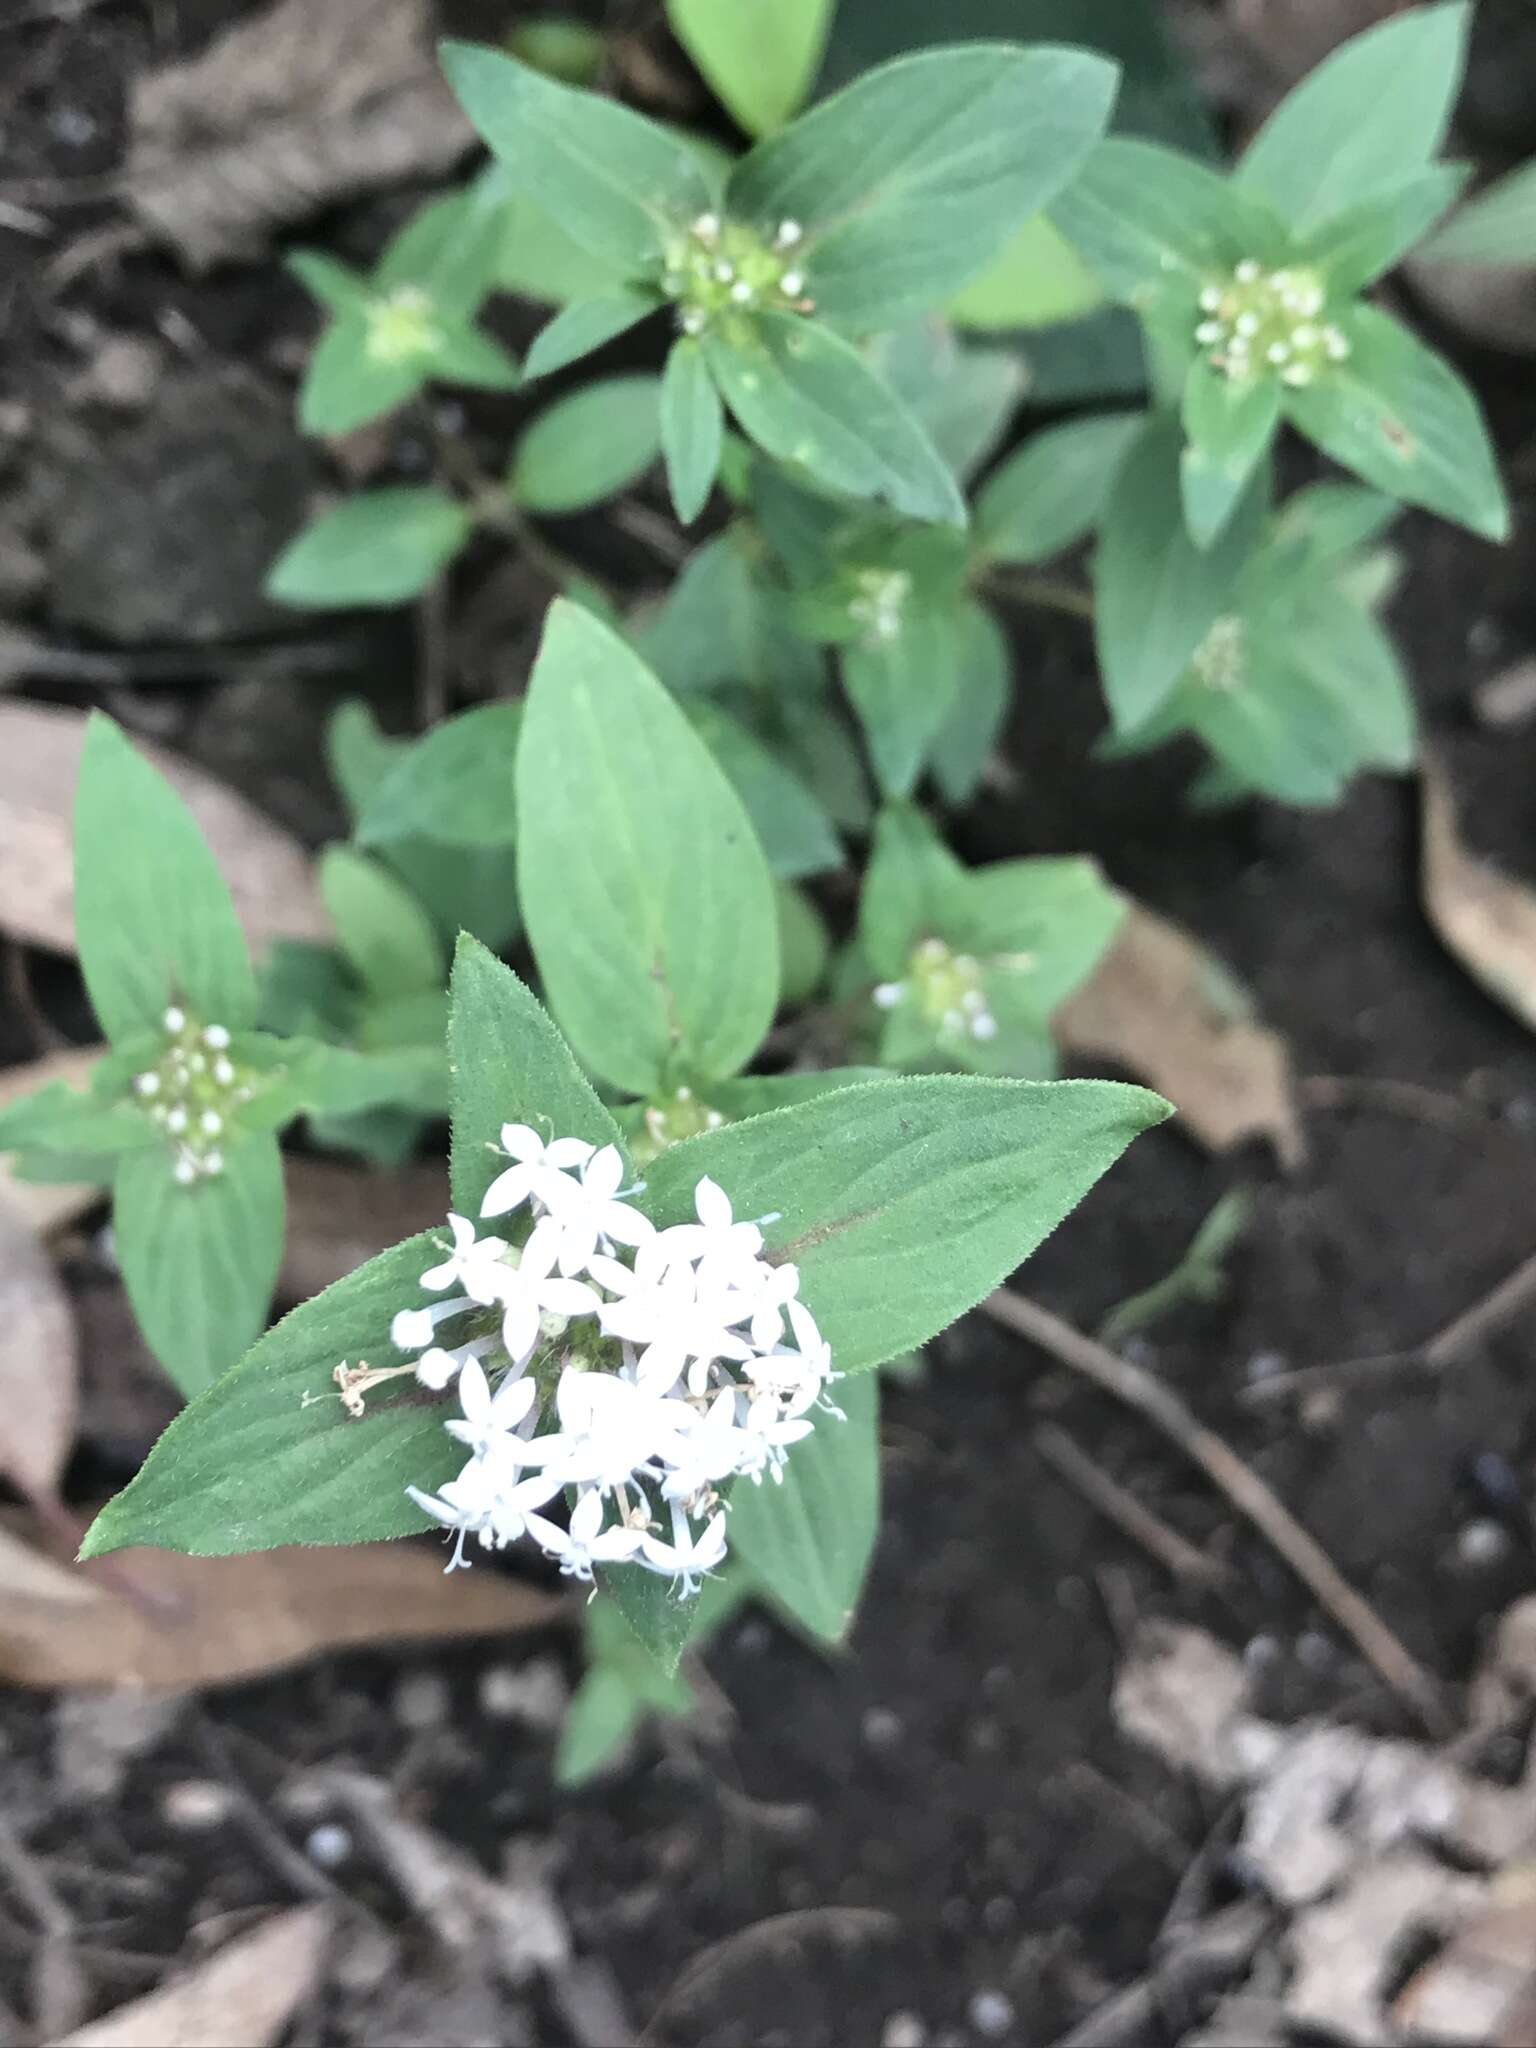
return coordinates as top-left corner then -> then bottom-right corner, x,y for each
0,701 -> 327,961
1394,1877 -> 1536,2045
1054,906 -> 1304,1167
280,1156 -> 450,1301
0,1200 -> 77,1507
58,1903 -> 332,2048
1421,757 -> 1536,1034
124,0 -> 475,268
0,1524 -> 565,1690
0,1046 -> 103,1234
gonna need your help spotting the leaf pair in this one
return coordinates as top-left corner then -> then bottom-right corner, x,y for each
442,37 -> 1118,524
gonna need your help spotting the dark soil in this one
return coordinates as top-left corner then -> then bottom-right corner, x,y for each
6,6 -> 1536,2047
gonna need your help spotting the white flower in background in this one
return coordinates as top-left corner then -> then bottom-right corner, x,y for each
372,1132 -> 843,1596
421,1213 -> 510,1302
480,1124 -> 595,1220
492,1218 -> 601,1366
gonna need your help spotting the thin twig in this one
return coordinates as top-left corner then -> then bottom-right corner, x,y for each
1298,1073 -> 1496,1137
981,1289 -> 1451,1735
611,495 -> 690,568
415,577 -> 449,730
1033,1422 -> 1235,1593
189,1715 -> 346,1912
1244,1244 -> 1536,1406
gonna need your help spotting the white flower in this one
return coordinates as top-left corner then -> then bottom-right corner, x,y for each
521,1364 -> 689,1493
392,1295 -> 472,1353
443,1358 -> 538,1458
657,1387 -> 747,1503
540,1144 -> 654,1276
745,1299 -> 833,1410
652,1175 -> 766,1270
414,1335 -> 493,1390
420,1213 -> 510,1302
524,1486 -> 645,1581
407,1462 -> 499,1571
495,1218 -> 601,1366
640,1502 -> 728,1595
596,1252 -> 755,1395
735,1396 -> 815,1484
480,1124 -> 595,1222
730,1258 -> 801,1352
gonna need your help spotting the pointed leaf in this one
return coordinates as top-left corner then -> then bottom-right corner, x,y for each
931,599 -> 1011,805
523,291 -> 658,379
974,410 -> 1143,564
843,607 -> 960,799
660,339 -> 724,523
356,703 -> 521,851
448,936 -> 625,1217
266,488 -> 472,609
441,42 -> 716,270
75,715 -> 256,1045
731,1369 -> 879,1643
510,375 -> 662,513
1235,2 -> 1470,232
114,1134 -> 283,1398
641,1074 -> 1168,1373
666,0 -> 832,137
703,313 -> 965,527
1284,303 -> 1507,542
516,602 -> 779,1094
319,848 -> 443,1001
727,45 -> 1117,331
1302,163 -> 1468,293
1180,365 -> 1280,548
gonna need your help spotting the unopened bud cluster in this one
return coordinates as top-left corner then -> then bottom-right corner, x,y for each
638,1084 -> 726,1164
133,1007 -> 254,1183
1192,614 -> 1246,692
664,213 -> 812,336
364,285 -> 445,366
849,567 -> 911,648
1194,261 -> 1349,388
875,937 -> 1000,1045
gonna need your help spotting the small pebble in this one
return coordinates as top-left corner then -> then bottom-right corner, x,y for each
968,1988 -> 1016,2039
862,1705 -> 903,1750
1243,1632 -> 1281,1671
1245,1350 -> 1287,1385
305,1821 -> 352,1868
883,2014 -> 927,2048
50,105 -> 98,147
1297,1630 -> 1334,1673
1458,1518 -> 1511,1566
160,1779 -> 232,1830
392,1669 -> 450,1731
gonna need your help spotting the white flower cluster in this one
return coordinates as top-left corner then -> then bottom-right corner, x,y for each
664,212 -> 811,335
848,566 -> 912,648
874,936 -> 1000,1045
364,284 -> 445,366
1195,259 -> 1350,388
133,1007 -> 252,1183
386,1125 -> 839,1593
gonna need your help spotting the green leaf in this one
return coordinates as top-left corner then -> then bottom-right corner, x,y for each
1423,157 -> 1536,266
356,704 -> 521,851
667,0 -> 832,136
947,213 -> 1105,331
266,488 -> 472,609
494,183 -> 632,304
842,607 -> 960,799
508,16 -> 607,85
872,327 -> 1024,485
288,249 -> 369,316
376,187 -> 506,319
690,706 -> 841,881
440,42 -> 717,270
704,314 -> 965,526
516,602 -> 779,1094
659,340 -> 723,523
1180,366 -> 1281,548
298,322 -> 423,435
0,1077 -> 151,1163
1234,2 -> 1469,233
1301,164 -> 1467,294
524,292 -> 659,380
709,1067 -> 887,1120
773,881 -> 831,1007
931,599 -> 1011,806
555,1669 -> 651,1784
1051,139 -> 1279,299
635,530 -> 823,696
731,1369 -> 879,1643
319,848 -> 443,1001
1093,415 -> 1261,730
509,375 -> 663,514
641,1074 -> 1169,1374
81,1233 -> 459,1558
1283,304 -> 1507,542
75,716 -> 256,1045
434,324 -> 522,391
291,1041 -> 448,1120
973,410 -> 1142,564
113,1135 -> 284,1398
727,45 -> 1117,331
448,936 -> 625,1217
